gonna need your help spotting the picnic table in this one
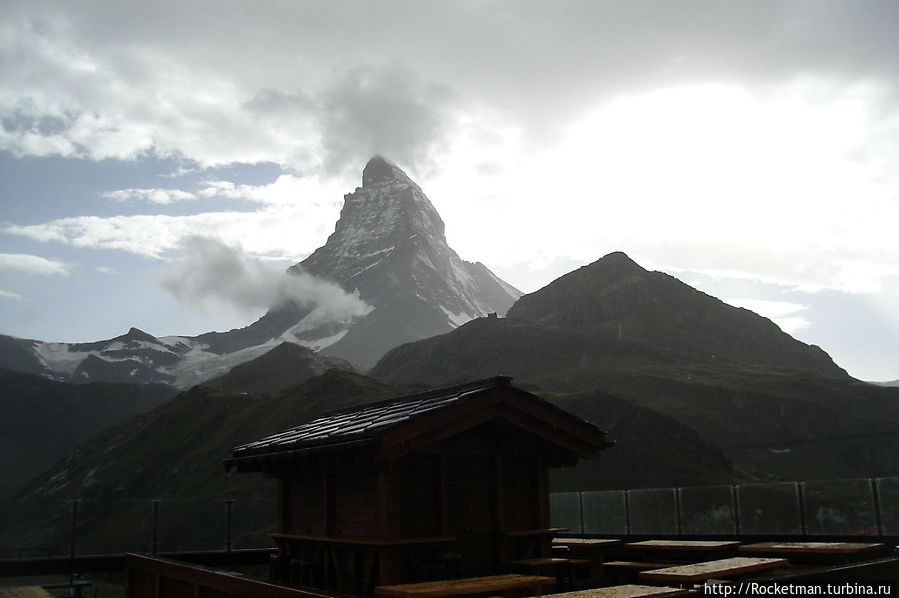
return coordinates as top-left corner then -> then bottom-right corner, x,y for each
738,541 -> 888,565
374,573 -> 555,598
738,541 -> 887,555
625,540 -> 741,563
639,557 -> 787,585
626,540 -> 741,552
547,584 -> 685,598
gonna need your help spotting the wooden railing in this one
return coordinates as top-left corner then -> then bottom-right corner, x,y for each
126,553 -> 345,598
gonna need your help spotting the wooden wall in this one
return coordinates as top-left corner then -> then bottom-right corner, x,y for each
284,476 -> 325,535
329,472 -> 379,538
277,420 -> 552,554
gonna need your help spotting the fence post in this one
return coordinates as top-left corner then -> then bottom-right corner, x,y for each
69,500 -> 78,587
675,488 -> 683,536
797,482 -> 807,536
226,499 -> 234,556
152,500 -> 159,554
732,485 -> 741,536
871,479 -> 884,536
578,492 -> 585,536
623,490 -> 630,536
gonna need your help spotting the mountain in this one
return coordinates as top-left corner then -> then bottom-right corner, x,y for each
372,252 -> 899,481
0,371 -> 735,554
0,327 -> 289,389
0,156 -> 520,386
0,368 -> 175,501
205,342 -> 356,394
873,379 -> 899,387
289,155 -> 521,367
506,251 -> 845,376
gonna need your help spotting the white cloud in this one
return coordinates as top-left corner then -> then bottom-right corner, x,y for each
4,174 -> 346,260
160,236 -> 372,319
101,188 -> 196,204
0,289 -> 24,301
0,253 -> 73,276
725,298 -> 810,334
429,82 -> 899,297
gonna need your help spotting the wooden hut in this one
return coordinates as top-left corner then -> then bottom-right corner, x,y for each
224,376 -> 611,593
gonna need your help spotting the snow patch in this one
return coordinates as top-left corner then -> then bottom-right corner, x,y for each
440,306 -> 475,328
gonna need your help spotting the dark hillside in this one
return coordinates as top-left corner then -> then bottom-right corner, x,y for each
0,369 -> 175,501
507,252 -> 846,377
547,389 -> 736,491
205,342 -> 355,393
0,370 -> 406,554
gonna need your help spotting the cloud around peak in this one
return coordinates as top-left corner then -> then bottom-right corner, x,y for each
159,236 -> 372,320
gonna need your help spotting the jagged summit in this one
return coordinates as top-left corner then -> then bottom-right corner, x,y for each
295,156 -> 522,368
361,155 -> 409,186
300,156 -> 447,282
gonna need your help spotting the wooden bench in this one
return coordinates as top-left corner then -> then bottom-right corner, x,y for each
639,557 -> 788,585
553,539 -> 622,581
605,561 -> 680,571
602,561 -> 680,584
375,574 -> 555,597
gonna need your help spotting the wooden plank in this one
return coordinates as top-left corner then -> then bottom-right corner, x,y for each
626,540 -> 741,551
375,574 -> 555,598
639,557 -> 787,583
271,533 -> 455,546
604,561 -> 678,571
548,585 -> 685,598
504,557 -> 570,567
0,587 -> 54,598
553,538 -> 621,548
739,541 -> 887,555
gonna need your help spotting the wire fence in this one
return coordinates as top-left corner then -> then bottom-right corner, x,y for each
550,477 -> 899,537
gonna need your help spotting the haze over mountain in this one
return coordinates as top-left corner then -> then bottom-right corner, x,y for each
0,157 -> 520,385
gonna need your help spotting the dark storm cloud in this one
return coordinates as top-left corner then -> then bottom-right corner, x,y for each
317,66 -> 457,176
242,67 -> 457,176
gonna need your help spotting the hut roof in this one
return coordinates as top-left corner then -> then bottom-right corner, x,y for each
224,376 -> 611,472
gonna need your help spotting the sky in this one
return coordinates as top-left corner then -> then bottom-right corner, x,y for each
1,1 -> 898,381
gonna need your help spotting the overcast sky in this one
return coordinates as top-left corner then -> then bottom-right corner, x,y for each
1,1 -> 897,381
